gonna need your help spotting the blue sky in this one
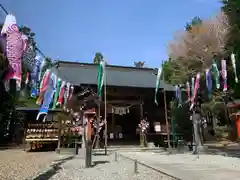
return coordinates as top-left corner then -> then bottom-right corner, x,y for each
0,0 -> 221,68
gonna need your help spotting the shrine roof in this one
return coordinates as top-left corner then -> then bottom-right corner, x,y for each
16,107 -> 62,112
51,61 -> 175,91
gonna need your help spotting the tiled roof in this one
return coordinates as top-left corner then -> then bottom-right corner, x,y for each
52,61 -> 175,91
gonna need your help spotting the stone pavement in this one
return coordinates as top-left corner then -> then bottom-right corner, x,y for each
119,151 -> 240,180
205,141 -> 240,158
47,151 -> 175,180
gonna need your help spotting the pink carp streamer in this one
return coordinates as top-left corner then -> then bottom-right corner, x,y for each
190,73 -> 200,110
36,69 -> 51,105
1,14 -> 25,91
186,81 -> 190,102
56,81 -> 66,107
221,59 -> 227,91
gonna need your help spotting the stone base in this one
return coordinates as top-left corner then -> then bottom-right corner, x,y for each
165,147 -> 173,154
55,148 -> 60,154
193,145 -> 208,154
104,146 -> 107,155
85,142 -> 92,168
147,142 -> 155,148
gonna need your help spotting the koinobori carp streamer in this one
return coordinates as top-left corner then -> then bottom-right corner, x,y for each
31,54 -> 42,98
191,77 -> 195,99
186,81 -> 190,102
212,61 -> 220,89
154,67 -> 162,105
56,81 -> 66,106
221,59 -> 227,91
175,85 -> 182,107
205,68 -> 212,99
190,73 -> 200,110
231,53 -> 238,83
36,73 -> 57,122
38,59 -> 46,82
36,69 -> 51,105
52,78 -> 61,109
63,83 -> 71,110
1,14 -> 25,91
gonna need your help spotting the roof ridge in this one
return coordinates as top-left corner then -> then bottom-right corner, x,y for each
58,61 -> 156,71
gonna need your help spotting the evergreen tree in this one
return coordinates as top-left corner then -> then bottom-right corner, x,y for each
93,52 -> 104,64
222,0 -> 240,55
134,61 -> 145,68
222,0 -> 240,98
185,16 -> 202,32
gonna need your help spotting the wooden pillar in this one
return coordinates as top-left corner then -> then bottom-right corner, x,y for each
139,102 -> 145,147
85,118 -> 92,168
84,109 -> 95,168
140,103 -> 143,119
56,114 -> 61,153
95,105 -> 100,149
112,112 -> 115,133
82,115 -> 86,148
23,116 -> 28,151
163,90 -> 171,150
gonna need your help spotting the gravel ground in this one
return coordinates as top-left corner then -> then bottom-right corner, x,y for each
0,149 -> 73,180
48,152 -> 175,180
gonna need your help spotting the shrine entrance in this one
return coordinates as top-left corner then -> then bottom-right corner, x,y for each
96,85 -> 147,147
104,101 -> 143,146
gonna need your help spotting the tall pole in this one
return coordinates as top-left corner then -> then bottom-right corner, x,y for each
162,67 -> 171,150
95,104 -> 100,148
104,61 -> 107,155
192,92 -> 204,154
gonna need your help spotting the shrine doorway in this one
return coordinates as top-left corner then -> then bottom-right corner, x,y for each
103,101 -> 143,146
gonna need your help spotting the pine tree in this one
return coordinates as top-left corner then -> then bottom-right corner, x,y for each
222,0 -> 240,55
222,0 -> 240,98
93,52 -> 104,64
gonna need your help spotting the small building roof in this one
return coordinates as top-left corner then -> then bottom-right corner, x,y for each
52,61 -> 175,91
226,99 -> 240,108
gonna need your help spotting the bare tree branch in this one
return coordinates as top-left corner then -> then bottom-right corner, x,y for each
167,12 -> 229,84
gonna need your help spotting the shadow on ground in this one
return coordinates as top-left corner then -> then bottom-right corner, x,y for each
92,152 -> 109,156
33,156 -> 75,180
207,145 -> 240,158
0,144 -> 23,151
92,160 -> 110,167
0,147 -> 10,151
